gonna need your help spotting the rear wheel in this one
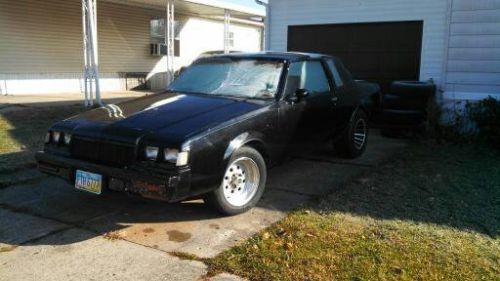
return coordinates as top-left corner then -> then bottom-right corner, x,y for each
204,146 -> 267,216
335,110 -> 369,158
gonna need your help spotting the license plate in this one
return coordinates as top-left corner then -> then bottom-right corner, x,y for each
75,170 -> 102,195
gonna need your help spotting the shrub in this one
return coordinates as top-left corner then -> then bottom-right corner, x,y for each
466,97 -> 500,148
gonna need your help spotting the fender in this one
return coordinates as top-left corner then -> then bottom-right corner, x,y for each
223,132 -> 265,160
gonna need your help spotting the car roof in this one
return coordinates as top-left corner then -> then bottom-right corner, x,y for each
206,51 -> 336,62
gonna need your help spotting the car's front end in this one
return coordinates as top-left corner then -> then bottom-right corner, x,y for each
36,126 -> 193,202
36,54 -> 288,214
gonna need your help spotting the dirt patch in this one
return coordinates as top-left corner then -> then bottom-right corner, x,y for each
0,245 -> 18,253
142,227 -> 155,234
166,230 -> 192,242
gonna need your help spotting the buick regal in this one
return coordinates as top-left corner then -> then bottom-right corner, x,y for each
36,52 -> 375,215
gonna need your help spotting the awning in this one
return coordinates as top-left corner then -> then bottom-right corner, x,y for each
105,0 -> 265,23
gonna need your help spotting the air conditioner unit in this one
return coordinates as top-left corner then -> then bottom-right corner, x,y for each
150,43 -> 167,56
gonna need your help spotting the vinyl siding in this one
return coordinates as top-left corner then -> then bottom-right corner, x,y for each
0,0 -> 163,74
445,0 -> 500,97
0,0 -> 262,94
268,0 -> 448,86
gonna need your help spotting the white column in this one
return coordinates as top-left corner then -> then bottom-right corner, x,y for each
165,0 -> 175,86
82,0 -> 102,107
223,9 -> 231,54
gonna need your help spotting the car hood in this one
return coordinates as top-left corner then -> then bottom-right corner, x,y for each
59,92 -> 265,145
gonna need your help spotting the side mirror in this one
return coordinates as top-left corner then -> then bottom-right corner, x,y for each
290,88 -> 309,103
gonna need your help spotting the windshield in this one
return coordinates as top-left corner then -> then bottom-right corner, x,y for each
168,58 -> 284,100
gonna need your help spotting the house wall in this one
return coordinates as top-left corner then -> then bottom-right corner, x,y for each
149,16 -> 262,89
443,0 -> 500,100
268,0 -> 448,87
0,0 -> 262,95
268,0 -> 500,102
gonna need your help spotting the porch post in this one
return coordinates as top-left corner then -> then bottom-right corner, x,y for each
82,0 -> 102,107
223,9 -> 231,54
165,0 -> 175,85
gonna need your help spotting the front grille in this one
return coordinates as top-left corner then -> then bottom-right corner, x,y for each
71,137 -> 136,167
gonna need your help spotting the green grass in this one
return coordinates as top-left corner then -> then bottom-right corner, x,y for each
0,106 -> 83,173
208,144 -> 500,281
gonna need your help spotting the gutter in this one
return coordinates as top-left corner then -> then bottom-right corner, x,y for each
255,0 -> 270,50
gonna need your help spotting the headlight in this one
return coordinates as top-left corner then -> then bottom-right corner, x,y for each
145,146 -> 159,160
45,132 -> 51,143
52,131 -> 61,143
164,148 -> 179,163
176,151 -> 189,166
163,148 -> 189,166
64,133 -> 72,145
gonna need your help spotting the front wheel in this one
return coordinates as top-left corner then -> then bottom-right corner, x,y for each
335,110 -> 369,158
204,146 -> 267,216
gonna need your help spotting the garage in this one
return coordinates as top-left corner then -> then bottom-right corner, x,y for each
287,21 -> 423,93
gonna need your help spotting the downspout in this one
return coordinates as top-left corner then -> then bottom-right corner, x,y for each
440,0 -> 453,103
255,0 -> 270,51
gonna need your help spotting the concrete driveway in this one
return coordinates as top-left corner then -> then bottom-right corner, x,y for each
0,131 -> 406,281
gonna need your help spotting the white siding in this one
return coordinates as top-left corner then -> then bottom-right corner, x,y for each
444,0 -> 500,99
268,0 -> 448,86
0,0 -> 262,94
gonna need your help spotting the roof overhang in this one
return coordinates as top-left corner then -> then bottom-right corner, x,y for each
104,0 -> 265,24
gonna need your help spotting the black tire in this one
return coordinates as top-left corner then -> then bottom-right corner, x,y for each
335,110 -> 369,158
389,81 -> 436,99
382,93 -> 428,111
204,146 -> 267,216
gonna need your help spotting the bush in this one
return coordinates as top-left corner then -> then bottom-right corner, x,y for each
466,97 -> 500,148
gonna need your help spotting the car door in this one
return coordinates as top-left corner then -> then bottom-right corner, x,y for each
278,59 -> 337,148
324,58 -> 358,134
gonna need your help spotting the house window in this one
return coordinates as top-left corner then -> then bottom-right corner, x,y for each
150,18 -> 181,56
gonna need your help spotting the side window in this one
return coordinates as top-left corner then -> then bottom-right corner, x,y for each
284,61 -> 330,97
326,59 -> 344,88
337,60 -> 354,85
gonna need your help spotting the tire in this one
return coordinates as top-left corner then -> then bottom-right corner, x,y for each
204,146 -> 267,216
335,110 -> 369,158
389,81 -> 436,99
382,93 -> 428,111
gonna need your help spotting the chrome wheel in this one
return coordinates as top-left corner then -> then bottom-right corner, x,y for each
222,157 -> 260,207
353,118 -> 367,150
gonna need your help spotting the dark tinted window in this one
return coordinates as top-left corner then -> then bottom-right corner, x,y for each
326,59 -> 344,88
336,60 -> 354,85
285,61 -> 330,96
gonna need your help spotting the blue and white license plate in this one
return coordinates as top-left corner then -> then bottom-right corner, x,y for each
75,170 -> 102,195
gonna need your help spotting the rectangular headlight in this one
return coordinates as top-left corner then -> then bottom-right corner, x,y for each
145,146 -> 159,160
164,148 -> 179,163
176,151 -> 189,166
164,149 -> 189,166
64,133 -> 72,145
52,131 -> 61,143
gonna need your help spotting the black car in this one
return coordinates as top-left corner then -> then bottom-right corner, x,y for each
36,52 -> 375,215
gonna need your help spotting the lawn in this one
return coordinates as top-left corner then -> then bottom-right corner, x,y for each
208,143 -> 500,281
0,105 -> 83,173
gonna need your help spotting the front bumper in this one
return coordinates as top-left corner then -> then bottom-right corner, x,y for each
35,151 -> 191,202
